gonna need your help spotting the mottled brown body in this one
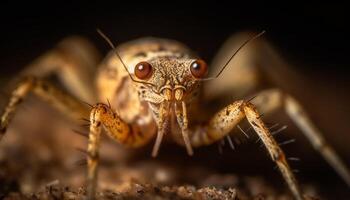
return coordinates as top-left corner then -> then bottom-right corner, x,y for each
1,34 -> 350,200
96,38 -> 196,144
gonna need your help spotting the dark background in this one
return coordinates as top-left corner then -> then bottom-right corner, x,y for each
0,2 -> 349,80
0,1 -> 349,198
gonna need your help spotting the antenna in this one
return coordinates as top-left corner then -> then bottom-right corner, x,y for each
97,29 -> 155,87
201,30 -> 266,81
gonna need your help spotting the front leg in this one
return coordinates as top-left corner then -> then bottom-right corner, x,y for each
189,100 -> 304,200
87,103 -> 155,200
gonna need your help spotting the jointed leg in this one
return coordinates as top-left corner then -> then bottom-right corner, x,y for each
87,103 -> 155,200
0,37 -> 102,197
201,31 -> 349,198
244,103 -> 302,200
251,89 -> 350,187
189,100 -> 304,200
8,37 -> 100,102
0,77 -> 90,141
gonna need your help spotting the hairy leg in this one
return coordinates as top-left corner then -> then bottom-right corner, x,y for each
188,100 -> 304,200
204,31 -> 350,192
87,103 -> 156,200
251,88 -> 350,187
0,77 -> 89,141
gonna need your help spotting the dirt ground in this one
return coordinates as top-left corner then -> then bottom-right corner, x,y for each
1,79 -> 350,200
0,99 -> 330,200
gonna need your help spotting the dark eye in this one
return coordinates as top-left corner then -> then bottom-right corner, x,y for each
190,59 -> 208,78
134,61 -> 153,79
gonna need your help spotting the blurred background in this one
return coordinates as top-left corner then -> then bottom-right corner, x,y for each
0,1 -> 349,199
0,2 -> 349,77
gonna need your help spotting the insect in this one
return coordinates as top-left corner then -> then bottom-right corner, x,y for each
0,30 -> 349,200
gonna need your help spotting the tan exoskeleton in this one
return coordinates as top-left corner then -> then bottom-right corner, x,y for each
1,30 -> 349,200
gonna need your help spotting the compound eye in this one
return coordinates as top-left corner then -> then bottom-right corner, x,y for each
134,61 -> 153,79
190,59 -> 208,78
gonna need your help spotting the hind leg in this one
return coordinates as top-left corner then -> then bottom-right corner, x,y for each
204,32 -> 350,187
0,77 -> 89,141
1,36 -> 100,140
250,88 -> 350,187
7,36 -> 101,103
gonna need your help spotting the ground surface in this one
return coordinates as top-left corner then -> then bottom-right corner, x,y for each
2,23 -> 350,199
0,92 -> 345,200
1,183 -> 319,200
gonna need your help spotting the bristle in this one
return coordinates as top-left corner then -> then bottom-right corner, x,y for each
288,157 -> 301,161
106,98 -> 112,109
271,125 -> 288,136
278,139 -> 296,146
246,95 -> 257,103
237,125 -> 250,139
75,147 -> 89,155
81,100 -> 93,108
72,129 -> 89,138
268,123 -> 280,131
81,123 -> 91,128
226,136 -> 235,150
80,118 -> 90,123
